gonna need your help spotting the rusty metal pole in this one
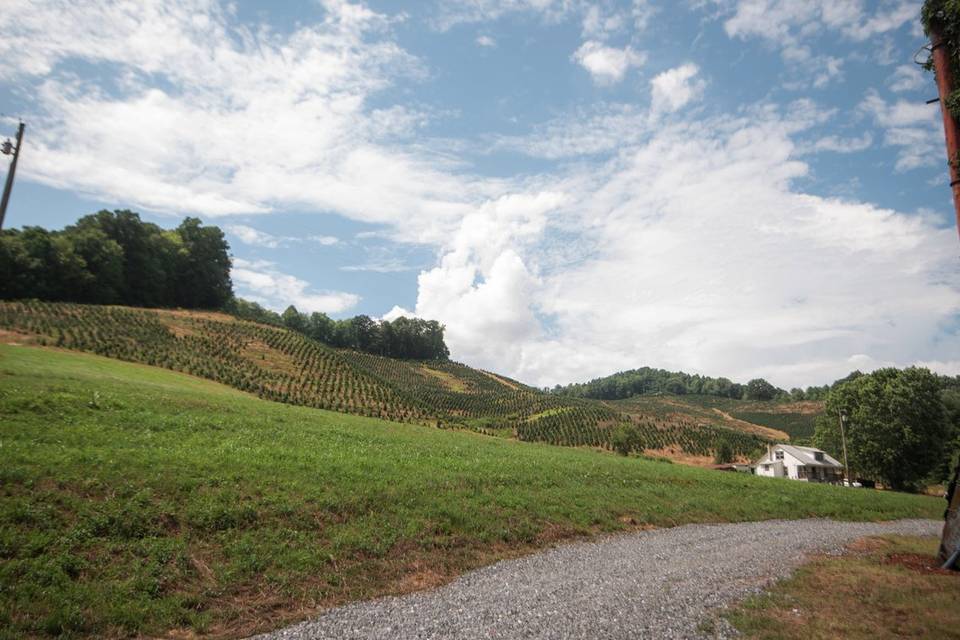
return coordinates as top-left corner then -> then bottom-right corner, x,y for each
931,24 -> 960,239
929,21 -> 960,569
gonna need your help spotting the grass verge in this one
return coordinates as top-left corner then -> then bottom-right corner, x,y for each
0,345 -> 943,638
724,535 -> 960,639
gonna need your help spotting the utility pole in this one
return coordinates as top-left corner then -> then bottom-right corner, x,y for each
837,409 -> 850,486
0,121 -> 25,231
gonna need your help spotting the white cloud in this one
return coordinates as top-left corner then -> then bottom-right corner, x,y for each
6,0 -> 498,246
572,41 -> 646,85
341,259 -> 410,272
5,0 -> 958,393
226,225 -> 340,248
650,63 -> 705,115
409,104 -> 960,389
430,0 -> 573,30
232,258 -> 360,314
225,225 -> 286,249
581,5 -> 626,39
889,64 -> 927,92
722,0 -> 916,47
859,89 -> 941,171
843,1 -> 918,41
475,34 -> 497,47
719,0 -> 916,90
631,0 -> 657,31
811,56 -> 844,88
806,132 -> 873,154
382,305 -> 416,321
914,360 -> 960,377
494,103 -> 651,158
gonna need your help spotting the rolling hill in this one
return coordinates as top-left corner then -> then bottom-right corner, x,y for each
0,345 -> 941,638
0,300 -> 815,464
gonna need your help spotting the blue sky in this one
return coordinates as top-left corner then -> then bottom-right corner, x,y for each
1,0 -> 958,389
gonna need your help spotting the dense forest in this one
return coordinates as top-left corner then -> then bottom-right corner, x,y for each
551,367 -> 865,402
226,297 -> 449,360
0,211 -> 450,361
0,210 -> 232,309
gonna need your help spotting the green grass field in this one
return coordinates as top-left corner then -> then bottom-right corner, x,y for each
0,345 -> 942,638
0,301 -> 801,461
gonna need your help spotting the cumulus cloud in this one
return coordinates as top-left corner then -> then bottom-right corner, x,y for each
5,0 -> 958,393
475,34 -> 497,47
572,41 -> 646,84
410,104 -> 960,389
232,258 -> 360,314
650,63 -> 705,115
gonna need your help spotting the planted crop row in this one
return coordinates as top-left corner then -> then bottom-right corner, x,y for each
0,301 -> 427,423
0,301 -> 771,460
518,412 -> 765,459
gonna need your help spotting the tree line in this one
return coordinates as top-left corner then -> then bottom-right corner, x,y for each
552,367 -> 784,401
0,210 -> 232,309
550,366 -> 866,402
0,210 -> 451,361
226,298 -> 449,360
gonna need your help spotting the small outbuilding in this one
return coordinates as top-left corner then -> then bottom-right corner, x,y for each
754,444 -> 843,483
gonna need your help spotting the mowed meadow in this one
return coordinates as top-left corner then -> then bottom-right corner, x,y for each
0,345 -> 942,638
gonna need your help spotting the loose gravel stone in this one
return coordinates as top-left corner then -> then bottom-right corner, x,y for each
251,518 -> 941,640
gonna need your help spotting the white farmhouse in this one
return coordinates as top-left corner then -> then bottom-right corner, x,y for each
754,444 -> 844,483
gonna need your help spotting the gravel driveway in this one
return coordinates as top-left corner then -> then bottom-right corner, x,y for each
252,518 -> 941,640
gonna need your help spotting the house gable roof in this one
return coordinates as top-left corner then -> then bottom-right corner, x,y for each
756,444 -> 842,468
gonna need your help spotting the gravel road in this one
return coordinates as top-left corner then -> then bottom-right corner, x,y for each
252,518 -> 941,640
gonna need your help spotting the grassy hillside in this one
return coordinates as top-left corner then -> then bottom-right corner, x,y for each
0,345 -> 943,638
664,395 -> 823,442
0,301 -> 780,462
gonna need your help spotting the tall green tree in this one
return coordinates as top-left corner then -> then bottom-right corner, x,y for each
172,217 -> 232,308
813,367 -> 949,491
745,378 -> 777,401
281,305 -> 306,333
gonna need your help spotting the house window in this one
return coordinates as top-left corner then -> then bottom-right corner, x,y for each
775,451 -> 784,461
814,452 -> 824,462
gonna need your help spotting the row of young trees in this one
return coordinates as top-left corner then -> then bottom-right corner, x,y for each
226,297 -> 449,360
0,210 -> 232,309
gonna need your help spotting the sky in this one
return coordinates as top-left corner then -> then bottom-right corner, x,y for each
1,0 -> 958,390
